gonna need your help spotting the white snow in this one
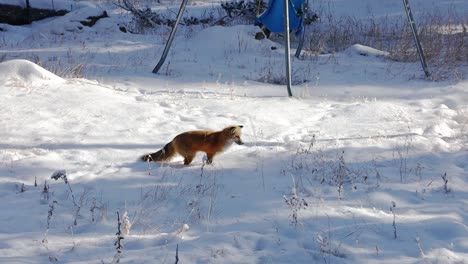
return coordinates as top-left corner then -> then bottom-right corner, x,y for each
346,44 -> 389,58
0,0 -> 467,263
0,59 -> 64,87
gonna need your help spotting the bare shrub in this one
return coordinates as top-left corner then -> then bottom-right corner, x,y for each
390,201 -> 397,239
116,0 -> 220,34
415,9 -> 467,79
221,0 -> 266,25
254,58 -> 310,85
316,215 -> 346,261
113,211 -> 124,264
305,6 -> 467,79
130,169 -> 179,233
441,172 -> 450,193
283,136 -> 376,200
45,60 -> 85,78
7,53 -> 86,78
283,192 -> 308,227
183,163 -> 222,225
304,12 -> 409,55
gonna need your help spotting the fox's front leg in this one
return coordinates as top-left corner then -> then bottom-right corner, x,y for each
206,152 -> 216,164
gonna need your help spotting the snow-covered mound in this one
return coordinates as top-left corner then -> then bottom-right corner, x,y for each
345,44 -> 389,57
37,6 -> 109,35
0,59 -> 64,87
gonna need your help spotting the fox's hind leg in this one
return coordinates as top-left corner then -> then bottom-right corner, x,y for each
183,152 -> 196,165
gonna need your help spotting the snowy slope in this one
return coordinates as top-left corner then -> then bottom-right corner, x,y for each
0,0 -> 467,263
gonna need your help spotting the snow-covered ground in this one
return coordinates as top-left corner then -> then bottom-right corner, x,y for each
0,0 -> 467,263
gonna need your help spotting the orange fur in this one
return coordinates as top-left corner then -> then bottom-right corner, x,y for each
142,125 -> 244,165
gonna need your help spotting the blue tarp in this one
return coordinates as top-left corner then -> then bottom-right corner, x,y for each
256,0 -> 305,33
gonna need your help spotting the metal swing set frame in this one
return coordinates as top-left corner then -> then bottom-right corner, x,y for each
152,0 -> 430,97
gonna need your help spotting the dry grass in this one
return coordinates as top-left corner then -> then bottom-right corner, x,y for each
35,55 -> 86,79
304,6 -> 467,80
6,53 -> 85,79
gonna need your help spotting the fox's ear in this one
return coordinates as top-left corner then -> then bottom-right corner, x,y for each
229,125 -> 243,134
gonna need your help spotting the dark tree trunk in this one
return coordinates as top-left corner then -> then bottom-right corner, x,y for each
0,3 -> 68,25
25,0 -> 31,23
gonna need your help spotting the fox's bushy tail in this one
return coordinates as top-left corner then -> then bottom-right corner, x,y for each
141,142 -> 176,162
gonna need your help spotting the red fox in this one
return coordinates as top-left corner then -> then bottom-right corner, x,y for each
142,125 -> 244,165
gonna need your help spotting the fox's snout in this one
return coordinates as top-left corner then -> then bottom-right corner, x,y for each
235,138 -> 244,145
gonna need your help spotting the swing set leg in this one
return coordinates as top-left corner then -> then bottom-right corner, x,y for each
152,0 -> 189,74
295,25 -> 305,58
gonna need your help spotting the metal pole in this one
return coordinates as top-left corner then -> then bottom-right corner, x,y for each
295,27 -> 305,59
152,0 -> 189,74
283,0 -> 293,96
402,0 -> 430,78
